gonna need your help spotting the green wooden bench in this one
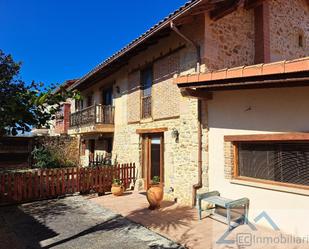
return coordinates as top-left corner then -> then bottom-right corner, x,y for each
196,191 -> 249,231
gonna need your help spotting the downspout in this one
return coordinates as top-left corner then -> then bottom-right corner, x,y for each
192,99 -> 203,206
170,21 -> 201,73
169,21 -> 203,206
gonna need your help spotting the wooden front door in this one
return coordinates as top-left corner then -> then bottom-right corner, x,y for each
142,133 -> 164,189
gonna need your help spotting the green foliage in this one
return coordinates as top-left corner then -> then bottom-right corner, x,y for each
151,176 -> 160,185
112,178 -> 122,186
0,49 -> 79,136
31,146 -> 58,169
31,145 -> 76,169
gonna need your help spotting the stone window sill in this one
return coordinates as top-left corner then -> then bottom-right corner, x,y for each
140,117 -> 153,123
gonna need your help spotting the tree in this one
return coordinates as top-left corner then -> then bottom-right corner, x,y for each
0,49 -> 79,136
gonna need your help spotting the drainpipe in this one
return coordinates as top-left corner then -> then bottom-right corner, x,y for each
170,21 -> 201,73
170,21 -> 203,206
192,99 -> 203,207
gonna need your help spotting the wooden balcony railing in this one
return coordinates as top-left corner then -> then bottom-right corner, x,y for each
70,105 -> 115,127
141,96 -> 152,119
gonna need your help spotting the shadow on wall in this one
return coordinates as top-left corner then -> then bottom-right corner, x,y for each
207,87 -> 309,132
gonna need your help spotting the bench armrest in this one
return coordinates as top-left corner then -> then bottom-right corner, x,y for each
225,198 -> 249,209
196,191 -> 220,201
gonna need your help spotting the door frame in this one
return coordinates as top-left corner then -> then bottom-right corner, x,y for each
142,133 -> 164,189
89,139 -> 95,162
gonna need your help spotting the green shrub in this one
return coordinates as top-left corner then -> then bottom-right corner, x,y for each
31,145 -> 76,169
151,176 -> 160,185
31,146 -> 58,169
112,178 -> 121,186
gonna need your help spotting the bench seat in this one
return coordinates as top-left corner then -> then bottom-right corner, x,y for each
196,191 -> 249,231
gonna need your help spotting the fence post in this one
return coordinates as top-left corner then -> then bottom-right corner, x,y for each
51,170 -> 55,197
34,171 -> 38,199
27,172 -> 32,200
40,169 -> 44,198
61,169 -> 65,195
77,167 -> 80,193
0,174 -> 4,201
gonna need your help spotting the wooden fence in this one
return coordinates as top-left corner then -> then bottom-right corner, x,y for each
0,163 -> 135,206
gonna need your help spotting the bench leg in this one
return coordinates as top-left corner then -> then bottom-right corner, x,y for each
244,204 -> 249,224
227,208 -> 231,231
197,198 -> 202,221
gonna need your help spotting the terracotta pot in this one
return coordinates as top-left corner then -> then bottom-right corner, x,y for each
111,184 -> 124,196
146,185 -> 163,209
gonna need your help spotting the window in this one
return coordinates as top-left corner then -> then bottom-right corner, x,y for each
75,99 -> 84,111
141,67 -> 153,119
102,87 -> 113,106
299,34 -> 304,48
236,141 -> 309,187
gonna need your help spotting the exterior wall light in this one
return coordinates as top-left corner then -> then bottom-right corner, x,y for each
171,128 -> 179,143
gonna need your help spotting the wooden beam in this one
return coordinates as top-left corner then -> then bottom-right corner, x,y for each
244,0 -> 265,10
224,133 -> 309,142
210,0 -> 242,21
180,88 -> 213,100
209,0 -> 226,3
136,128 -> 168,134
189,4 -> 216,16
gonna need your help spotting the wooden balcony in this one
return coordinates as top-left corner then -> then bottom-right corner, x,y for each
68,105 -> 115,134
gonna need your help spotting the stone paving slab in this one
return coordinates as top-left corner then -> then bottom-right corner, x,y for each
0,196 -> 184,249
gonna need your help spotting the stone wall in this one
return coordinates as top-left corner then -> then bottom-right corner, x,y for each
113,97 -> 209,205
127,71 -> 141,123
204,7 -> 255,71
269,0 -> 309,62
111,16 -> 209,205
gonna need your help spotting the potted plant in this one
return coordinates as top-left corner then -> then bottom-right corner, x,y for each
146,176 -> 163,210
111,178 -> 124,196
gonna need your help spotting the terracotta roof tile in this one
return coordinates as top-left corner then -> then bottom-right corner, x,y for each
174,57 -> 309,85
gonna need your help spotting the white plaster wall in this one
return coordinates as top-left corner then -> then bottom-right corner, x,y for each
208,86 -> 309,236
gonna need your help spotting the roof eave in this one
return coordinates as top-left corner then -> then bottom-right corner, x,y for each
69,0 -> 205,91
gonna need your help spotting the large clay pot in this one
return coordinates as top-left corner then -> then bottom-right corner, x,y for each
111,184 -> 124,196
146,185 -> 163,209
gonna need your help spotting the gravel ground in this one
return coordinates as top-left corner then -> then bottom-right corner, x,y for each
0,196 -> 184,249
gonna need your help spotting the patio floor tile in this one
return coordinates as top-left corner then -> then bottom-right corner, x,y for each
90,191 -> 309,249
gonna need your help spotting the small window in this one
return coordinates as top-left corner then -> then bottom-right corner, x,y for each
299,34 -> 304,48
141,67 -> 153,119
236,141 -> 309,187
141,67 -> 153,97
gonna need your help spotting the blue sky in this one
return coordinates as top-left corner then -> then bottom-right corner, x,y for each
0,0 -> 187,87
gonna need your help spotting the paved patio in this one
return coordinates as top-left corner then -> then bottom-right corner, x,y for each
0,196 -> 182,249
90,191 -> 309,249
